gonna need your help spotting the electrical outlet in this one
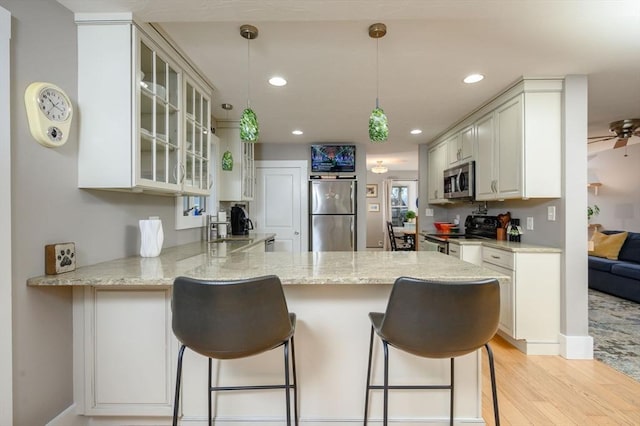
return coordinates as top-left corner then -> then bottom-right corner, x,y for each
526,217 -> 534,230
547,206 -> 556,221
45,242 -> 76,275
425,208 -> 434,217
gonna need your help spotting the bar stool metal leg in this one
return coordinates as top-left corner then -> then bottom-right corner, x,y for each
363,326 -> 375,425
291,336 -> 299,426
485,343 -> 500,426
449,358 -> 454,426
208,357 -> 213,426
284,341 -> 292,426
383,340 -> 390,426
172,345 -> 186,426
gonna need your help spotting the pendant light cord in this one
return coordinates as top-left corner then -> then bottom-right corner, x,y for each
376,37 -> 380,109
247,37 -> 251,109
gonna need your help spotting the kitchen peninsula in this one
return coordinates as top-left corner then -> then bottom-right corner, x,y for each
28,240 -> 507,426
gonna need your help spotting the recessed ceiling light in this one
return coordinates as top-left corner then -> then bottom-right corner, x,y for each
269,76 -> 287,86
292,130 -> 303,135
463,74 -> 484,84
410,129 -> 422,135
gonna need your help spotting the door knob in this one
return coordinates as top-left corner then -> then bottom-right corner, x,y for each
294,231 -> 300,235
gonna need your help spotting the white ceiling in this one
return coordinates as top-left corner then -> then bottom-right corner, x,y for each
58,0 -> 640,170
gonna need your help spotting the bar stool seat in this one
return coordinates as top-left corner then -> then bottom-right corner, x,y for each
171,275 -> 298,425
364,276 -> 501,426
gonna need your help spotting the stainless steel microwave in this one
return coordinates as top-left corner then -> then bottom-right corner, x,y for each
443,161 -> 475,199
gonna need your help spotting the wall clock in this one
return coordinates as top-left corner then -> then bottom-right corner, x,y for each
24,82 -> 73,148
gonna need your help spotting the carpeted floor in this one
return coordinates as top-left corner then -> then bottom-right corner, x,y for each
589,289 -> 640,381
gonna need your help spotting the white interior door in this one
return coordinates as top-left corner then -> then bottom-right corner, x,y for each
253,161 -> 307,252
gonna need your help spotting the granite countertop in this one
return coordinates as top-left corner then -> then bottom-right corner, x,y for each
448,238 -> 562,253
27,243 -> 507,288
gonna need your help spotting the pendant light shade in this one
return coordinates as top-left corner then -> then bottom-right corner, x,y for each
371,160 -> 388,174
369,23 -> 388,143
240,24 -> 259,142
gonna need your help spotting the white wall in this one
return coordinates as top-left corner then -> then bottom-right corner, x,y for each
588,142 -> 640,232
3,0 -> 200,424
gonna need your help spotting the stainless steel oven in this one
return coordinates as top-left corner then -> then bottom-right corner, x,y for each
443,161 -> 474,199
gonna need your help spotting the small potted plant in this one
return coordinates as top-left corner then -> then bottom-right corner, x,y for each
587,204 -> 600,221
405,210 -> 417,223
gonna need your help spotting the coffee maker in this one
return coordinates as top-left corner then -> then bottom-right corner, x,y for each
230,204 -> 254,235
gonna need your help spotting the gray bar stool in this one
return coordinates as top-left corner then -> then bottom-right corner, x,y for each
171,275 -> 298,425
363,277 -> 500,426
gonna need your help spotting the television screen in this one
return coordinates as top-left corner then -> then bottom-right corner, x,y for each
311,145 -> 356,173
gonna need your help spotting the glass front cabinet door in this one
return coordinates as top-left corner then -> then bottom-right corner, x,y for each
76,18 -> 213,195
138,38 -> 182,191
183,78 -> 211,195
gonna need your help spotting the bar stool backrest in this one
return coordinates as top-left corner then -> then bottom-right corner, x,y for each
172,275 -> 294,360
378,277 -> 500,358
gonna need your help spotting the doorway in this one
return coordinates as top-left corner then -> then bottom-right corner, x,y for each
253,161 -> 308,252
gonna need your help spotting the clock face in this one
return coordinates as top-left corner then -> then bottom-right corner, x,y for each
37,87 -> 71,122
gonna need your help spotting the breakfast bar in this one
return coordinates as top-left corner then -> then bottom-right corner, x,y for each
28,242 -> 507,425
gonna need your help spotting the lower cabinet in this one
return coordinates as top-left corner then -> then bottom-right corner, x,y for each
447,242 -> 482,265
73,287 -> 176,416
481,247 -> 561,354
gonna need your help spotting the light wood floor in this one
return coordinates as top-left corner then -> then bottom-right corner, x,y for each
481,336 -> 640,425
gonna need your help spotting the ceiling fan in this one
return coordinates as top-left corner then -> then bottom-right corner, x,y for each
588,119 -> 640,149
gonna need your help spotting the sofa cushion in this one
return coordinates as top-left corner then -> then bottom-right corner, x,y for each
589,231 -> 628,260
611,263 -> 640,281
617,232 -> 640,263
588,256 -> 618,272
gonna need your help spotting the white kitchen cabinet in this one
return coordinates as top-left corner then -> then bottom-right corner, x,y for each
73,287 -> 176,416
481,246 -> 561,354
76,15 -> 212,195
474,80 -> 562,201
217,121 -> 255,201
474,111 -> 496,200
427,141 -> 449,204
447,242 -> 482,265
182,77 -> 212,195
446,125 -> 473,166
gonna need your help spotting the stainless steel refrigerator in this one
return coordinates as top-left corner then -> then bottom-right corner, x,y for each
309,180 -> 357,251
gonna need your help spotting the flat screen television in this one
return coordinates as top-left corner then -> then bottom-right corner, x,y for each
311,144 -> 356,173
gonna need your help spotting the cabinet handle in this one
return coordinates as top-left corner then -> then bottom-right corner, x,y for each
491,255 -> 500,259
208,173 -> 213,189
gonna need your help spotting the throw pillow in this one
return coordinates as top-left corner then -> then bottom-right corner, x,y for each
589,231 -> 628,260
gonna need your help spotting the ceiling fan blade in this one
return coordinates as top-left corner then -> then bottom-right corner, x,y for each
613,137 -> 629,149
587,136 -> 616,143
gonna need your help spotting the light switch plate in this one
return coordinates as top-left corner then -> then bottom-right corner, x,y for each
526,217 -> 534,230
45,242 -> 76,275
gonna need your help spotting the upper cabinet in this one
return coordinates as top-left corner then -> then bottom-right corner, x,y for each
76,15 -> 212,195
475,81 -> 562,200
427,140 -> 449,204
216,121 -> 255,201
428,78 -> 562,203
446,125 -> 473,166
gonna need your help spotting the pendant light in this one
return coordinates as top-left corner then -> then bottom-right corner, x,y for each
221,103 -> 234,171
240,24 -> 259,142
371,160 -> 388,174
369,23 -> 388,143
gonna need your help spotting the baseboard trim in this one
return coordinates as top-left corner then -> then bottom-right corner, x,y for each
46,411 -> 485,426
559,333 -> 594,359
46,404 -> 87,426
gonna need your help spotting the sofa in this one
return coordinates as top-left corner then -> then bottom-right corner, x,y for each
588,230 -> 640,303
